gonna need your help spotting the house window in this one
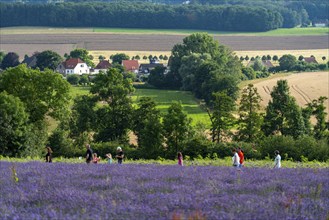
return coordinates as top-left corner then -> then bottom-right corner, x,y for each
81,64 -> 84,67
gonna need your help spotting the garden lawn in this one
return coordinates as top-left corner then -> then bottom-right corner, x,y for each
1,162 -> 328,219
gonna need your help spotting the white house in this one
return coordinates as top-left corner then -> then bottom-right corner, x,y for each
56,58 -> 90,75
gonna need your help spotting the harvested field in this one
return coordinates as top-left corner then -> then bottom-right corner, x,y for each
1,33 -> 328,58
253,71 -> 329,120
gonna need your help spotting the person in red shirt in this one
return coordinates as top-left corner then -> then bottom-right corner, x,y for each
238,147 -> 244,168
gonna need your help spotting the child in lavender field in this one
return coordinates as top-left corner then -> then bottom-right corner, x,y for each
93,153 -> 101,164
106,153 -> 113,164
178,152 -> 183,166
273,150 -> 281,168
232,148 -> 240,168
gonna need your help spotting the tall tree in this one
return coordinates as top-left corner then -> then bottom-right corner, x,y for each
36,50 -> 63,71
162,102 -> 192,157
236,84 -> 263,142
169,33 -> 241,97
0,64 -> 71,123
0,92 -> 29,156
112,53 -> 130,65
279,54 -> 297,71
90,67 -> 134,142
207,91 -> 235,142
69,48 -> 94,68
1,52 -> 20,69
307,96 -> 328,139
132,97 -> 163,158
262,80 -> 305,138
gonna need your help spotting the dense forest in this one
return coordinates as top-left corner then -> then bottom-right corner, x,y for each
1,1 -> 321,31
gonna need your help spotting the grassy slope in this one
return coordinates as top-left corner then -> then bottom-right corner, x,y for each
1,27 -> 328,36
70,86 -> 210,125
132,88 -> 210,125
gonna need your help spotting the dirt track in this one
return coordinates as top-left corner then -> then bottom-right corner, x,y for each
253,71 -> 329,120
1,33 -> 328,57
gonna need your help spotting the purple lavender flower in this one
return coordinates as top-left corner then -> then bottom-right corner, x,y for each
0,162 -> 328,219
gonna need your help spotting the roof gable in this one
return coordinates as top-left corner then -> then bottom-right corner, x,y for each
64,58 -> 85,69
95,60 -> 111,69
122,60 -> 139,71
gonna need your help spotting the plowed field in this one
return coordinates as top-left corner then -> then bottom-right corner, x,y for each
1,33 -> 328,58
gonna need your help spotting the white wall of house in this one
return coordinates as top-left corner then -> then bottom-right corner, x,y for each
92,69 -> 107,74
65,63 -> 90,75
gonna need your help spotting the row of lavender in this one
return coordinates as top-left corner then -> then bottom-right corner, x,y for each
0,162 -> 328,219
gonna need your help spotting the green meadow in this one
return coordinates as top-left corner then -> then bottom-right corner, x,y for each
69,86 -> 210,125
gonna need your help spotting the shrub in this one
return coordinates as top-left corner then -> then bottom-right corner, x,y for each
260,135 -> 298,160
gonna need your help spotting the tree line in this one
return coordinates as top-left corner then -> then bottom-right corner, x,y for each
1,2 -> 297,31
1,0 -> 327,27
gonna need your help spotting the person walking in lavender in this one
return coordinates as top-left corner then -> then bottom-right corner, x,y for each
273,150 -> 281,168
177,152 -> 183,166
116,147 -> 124,164
85,144 -> 93,164
232,148 -> 240,168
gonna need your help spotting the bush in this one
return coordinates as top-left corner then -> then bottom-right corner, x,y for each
260,135 -> 298,160
260,135 -> 329,162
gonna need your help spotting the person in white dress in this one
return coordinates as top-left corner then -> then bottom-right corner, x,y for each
273,150 -> 281,168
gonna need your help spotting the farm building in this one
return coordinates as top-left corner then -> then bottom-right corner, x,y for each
56,58 -> 90,75
122,60 -> 139,73
247,60 -> 274,69
303,57 -> 318,64
139,63 -> 165,74
22,52 -> 39,68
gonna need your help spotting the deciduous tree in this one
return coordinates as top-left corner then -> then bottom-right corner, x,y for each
162,102 -> 192,157
236,84 -> 263,142
1,52 -> 20,69
132,97 -> 163,158
36,50 -> 63,70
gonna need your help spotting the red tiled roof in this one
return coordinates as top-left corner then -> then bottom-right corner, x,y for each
64,58 -> 85,69
122,60 -> 139,71
303,57 -> 318,64
95,60 -> 111,69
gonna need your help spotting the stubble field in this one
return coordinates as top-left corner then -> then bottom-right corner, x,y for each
253,71 -> 329,118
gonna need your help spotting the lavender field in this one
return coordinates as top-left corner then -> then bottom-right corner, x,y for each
0,162 -> 328,220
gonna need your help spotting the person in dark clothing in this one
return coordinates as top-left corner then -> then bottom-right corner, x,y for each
85,144 -> 93,164
45,147 -> 53,163
115,146 -> 124,164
